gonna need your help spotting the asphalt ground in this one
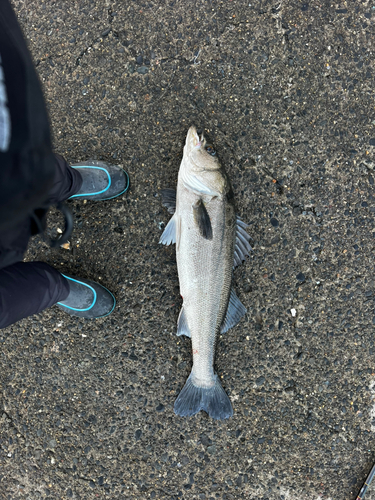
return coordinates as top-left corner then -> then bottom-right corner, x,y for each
1,1 -> 375,499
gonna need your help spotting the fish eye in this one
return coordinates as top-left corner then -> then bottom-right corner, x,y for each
205,145 -> 216,156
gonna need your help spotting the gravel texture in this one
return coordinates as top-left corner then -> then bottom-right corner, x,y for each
1,1 -> 375,499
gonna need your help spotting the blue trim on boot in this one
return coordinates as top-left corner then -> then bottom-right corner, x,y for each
69,166 -> 111,198
57,275 -> 97,311
57,275 -> 116,318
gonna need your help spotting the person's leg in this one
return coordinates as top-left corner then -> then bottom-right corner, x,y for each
46,153 -> 130,203
45,153 -> 83,205
0,261 -> 116,328
0,261 -> 69,329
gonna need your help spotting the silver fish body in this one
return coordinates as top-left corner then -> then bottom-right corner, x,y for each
160,126 -> 252,419
177,166 -> 235,386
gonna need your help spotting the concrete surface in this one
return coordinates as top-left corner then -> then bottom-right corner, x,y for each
1,0 -> 375,499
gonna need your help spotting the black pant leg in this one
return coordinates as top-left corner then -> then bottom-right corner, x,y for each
0,261 -> 70,329
0,153 -> 83,270
45,153 -> 83,205
0,216 -> 31,269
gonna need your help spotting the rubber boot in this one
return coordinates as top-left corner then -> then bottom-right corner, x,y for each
56,274 -> 115,318
69,161 -> 129,201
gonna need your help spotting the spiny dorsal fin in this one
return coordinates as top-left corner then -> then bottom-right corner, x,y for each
160,188 -> 176,214
233,216 -> 253,268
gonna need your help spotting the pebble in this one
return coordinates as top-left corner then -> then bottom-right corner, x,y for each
255,376 -> 265,386
296,272 -> 306,282
200,434 -> 211,446
49,439 -> 57,448
135,429 -> 142,440
270,217 -> 279,227
137,66 -> 149,74
207,445 -> 216,455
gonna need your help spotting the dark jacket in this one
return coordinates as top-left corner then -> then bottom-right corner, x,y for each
0,0 -> 54,269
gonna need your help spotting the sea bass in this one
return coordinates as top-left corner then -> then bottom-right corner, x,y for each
159,126 -> 252,420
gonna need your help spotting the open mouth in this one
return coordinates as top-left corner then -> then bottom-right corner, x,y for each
186,126 -> 206,151
197,128 -> 205,147
193,127 -> 204,148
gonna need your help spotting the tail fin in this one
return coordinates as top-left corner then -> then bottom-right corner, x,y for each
174,372 -> 233,420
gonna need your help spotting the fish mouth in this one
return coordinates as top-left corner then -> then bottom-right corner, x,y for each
186,126 -> 205,151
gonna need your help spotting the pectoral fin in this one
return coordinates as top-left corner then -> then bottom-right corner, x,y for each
159,214 -> 177,245
193,199 -> 212,240
220,288 -> 247,334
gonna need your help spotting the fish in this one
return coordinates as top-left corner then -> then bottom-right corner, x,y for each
159,126 -> 252,420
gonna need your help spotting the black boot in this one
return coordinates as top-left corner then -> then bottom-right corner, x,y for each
56,274 -> 115,318
69,160 -> 130,201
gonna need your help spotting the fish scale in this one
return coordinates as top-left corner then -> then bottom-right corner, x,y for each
177,184 -> 235,387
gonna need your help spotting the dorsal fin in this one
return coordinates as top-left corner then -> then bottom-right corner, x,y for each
221,287 -> 247,334
233,216 -> 252,268
160,188 -> 176,214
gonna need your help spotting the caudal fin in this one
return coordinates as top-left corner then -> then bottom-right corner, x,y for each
174,372 -> 233,420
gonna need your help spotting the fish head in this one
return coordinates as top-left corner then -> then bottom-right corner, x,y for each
184,126 -> 219,172
181,126 -> 227,196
